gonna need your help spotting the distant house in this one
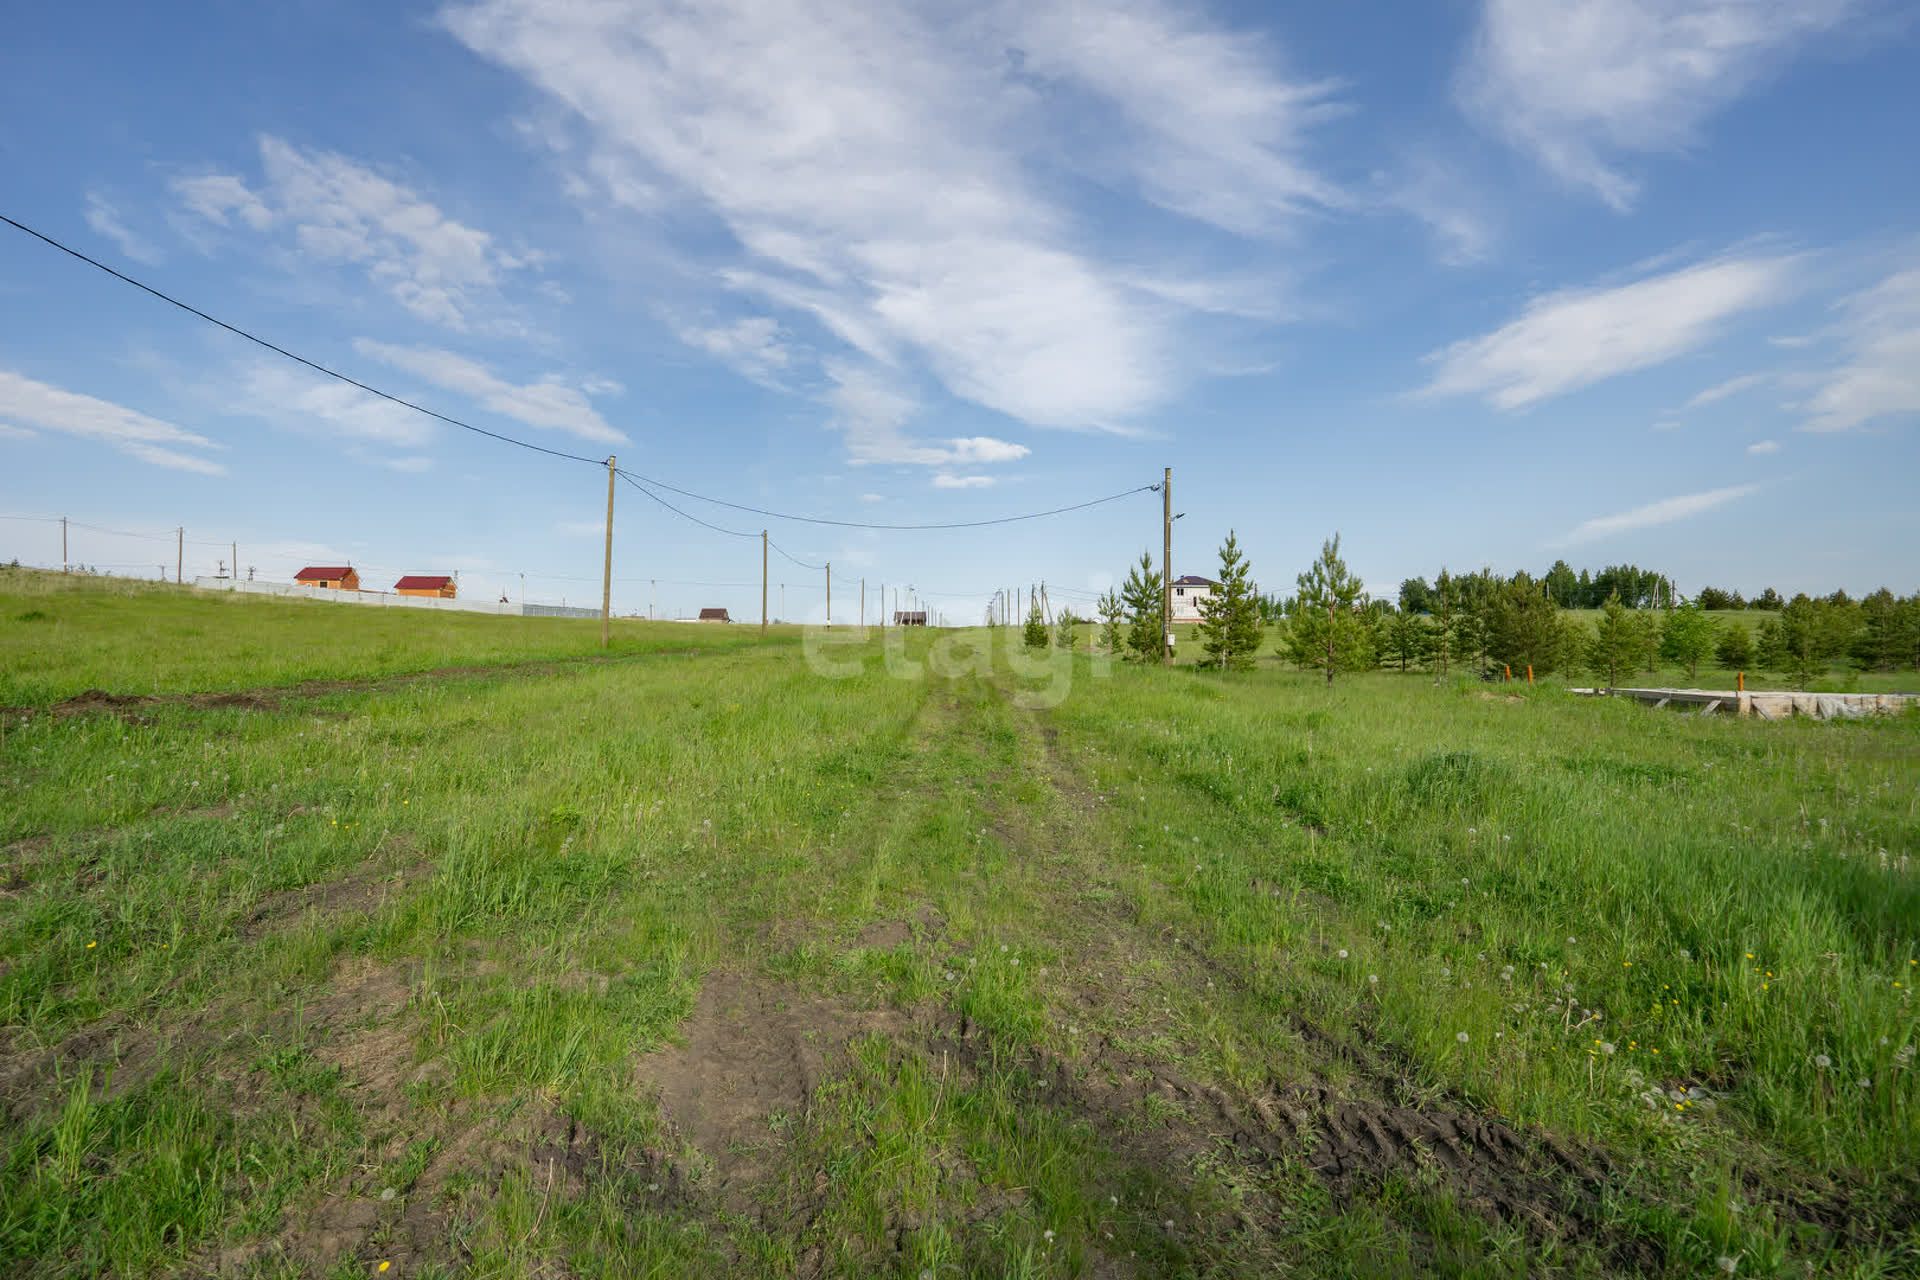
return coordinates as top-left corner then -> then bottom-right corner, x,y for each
1170,575 -> 1217,623
697,607 -> 731,622
394,574 -> 456,599
893,610 -> 928,626
294,566 -> 360,591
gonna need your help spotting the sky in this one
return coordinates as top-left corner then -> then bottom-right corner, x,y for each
2,0 -> 1916,622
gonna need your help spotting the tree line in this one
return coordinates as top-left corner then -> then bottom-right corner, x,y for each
1089,537 -> 1920,687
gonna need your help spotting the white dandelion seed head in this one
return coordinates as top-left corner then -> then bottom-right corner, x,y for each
1337,949 -> 1348,959
1457,1031 -> 1469,1043
1368,974 -> 1379,985
1814,1055 -> 1831,1069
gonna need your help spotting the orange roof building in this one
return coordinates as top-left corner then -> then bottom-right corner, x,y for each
394,574 -> 456,599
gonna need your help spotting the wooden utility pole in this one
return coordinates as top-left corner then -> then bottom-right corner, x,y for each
60,517 -> 67,572
825,562 -> 832,628
860,578 -> 866,628
761,531 -> 768,636
601,456 -> 616,648
231,542 -> 237,584
1161,466 -> 1172,669
176,527 -> 183,585
881,582 -> 886,627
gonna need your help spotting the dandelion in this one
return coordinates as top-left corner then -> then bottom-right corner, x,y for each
1858,1078 -> 1871,1089
1440,967 -> 1451,978
1467,828 -> 1476,835
1678,948 -> 1690,960
1368,974 -> 1378,986
1043,1229 -> 1056,1243
1814,1054 -> 1831,1069
86,941 -> 96,949
1337,949 -> 1348,959
1457,1031 -> 1469,1043
379,1266 -> 391,1275
1600,1042 -> 1615,1055
1717,1256 -> 1739,1274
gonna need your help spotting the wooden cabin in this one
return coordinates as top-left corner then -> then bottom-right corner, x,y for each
394,574 -> 457,599
893,610 -> 928,626
294,565 -> 360,591
697,607 -> 731,622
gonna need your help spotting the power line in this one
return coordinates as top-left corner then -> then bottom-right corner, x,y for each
616,465 -> 1155,531
767,540 -> 825,572
1,213 -> 611,469
616,472 -> 758,539
5,211 -> 1158,533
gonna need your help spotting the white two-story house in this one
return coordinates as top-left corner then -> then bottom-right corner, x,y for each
1170,575 -> 1217,623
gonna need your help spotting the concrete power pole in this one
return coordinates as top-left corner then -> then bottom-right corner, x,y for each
1161,466 -> 1172,669
601,456 -> 616,648
60,517 -> 67,572
176,527 -> 183,585
761,530 -> 768,636
860,578 -> 865,629
825,562 -> 832,628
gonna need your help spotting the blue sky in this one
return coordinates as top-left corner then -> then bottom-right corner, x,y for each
2,0 -> 1916,621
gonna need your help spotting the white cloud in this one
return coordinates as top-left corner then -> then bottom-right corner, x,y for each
1798,266 -> 1920,433
174,137 -> 527,329
1459,0 -> 1858,209
947,437 -> 1031,464
821,361 -> 1031,468
1686,372 -> 1768,409
1555,483 -> 1760,546
353,340 -> 624,444
933,473 -> 994,489
0,371 -> 224,474
0,422 -> 35,440
238,362 -> 437,447
677,316 -> 790,382
858,492 -> 885,504
442,0 -> 1337,437
1747,439 -> 1779,454
1422,253 -> 1796,409
84,194 -> 163,265
171,174 -> 273,230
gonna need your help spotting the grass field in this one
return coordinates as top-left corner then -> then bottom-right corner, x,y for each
3,571 -> 1917,1278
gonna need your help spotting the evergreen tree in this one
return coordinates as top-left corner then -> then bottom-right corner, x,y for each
1283,534 -> 1370,685
1196,530 -> 1261,671
1430,569 -> 1457,677
1631,608 -> 1662,674
1120,552 -> 1165,663
1398,576 -> 1433,613
1385,608 -> 1431,671
1054,610 -> 1079,650
1096,589 -> 1125,653
1659,600 -> 1719,680
1715,620 -> 1754,670
1751,587 -> 1783,611
1586,591 -> 1636,687
1485,573 -> 1574,675
1023,597 -> 1048,649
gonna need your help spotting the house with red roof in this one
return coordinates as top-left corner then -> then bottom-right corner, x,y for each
394,574 -> 456,599
294,566 -> 360,591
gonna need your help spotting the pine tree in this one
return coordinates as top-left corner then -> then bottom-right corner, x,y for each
1196,531 -> 1261,671
1385,608 -> 1431,671
1023,597 -> 1048,649
1586,591 -> 1636,687
1097,589 -> 1124,653
1430,569 -> 1457,677
1053,610 -> 1079,649
1658,600 -> 1719,681
1121,552 -> 1165,663
1283,534 -> 1370,685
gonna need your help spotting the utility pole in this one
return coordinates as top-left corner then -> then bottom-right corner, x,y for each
176,527 -> 183,585
781,583 -> 785,621
1161,466 -> 1172,669
519,573 -> 525,608
601,455 -> 616,648
60,517 -> 67,572
231,542 -> 237,584
761,530 -> 768,636
650,579 -> 655,619
825,562 -> 832,628
860,578 -> 866,628
881,582 -> 886,627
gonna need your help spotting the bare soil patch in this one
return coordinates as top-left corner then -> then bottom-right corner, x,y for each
635,971 -> 911,1219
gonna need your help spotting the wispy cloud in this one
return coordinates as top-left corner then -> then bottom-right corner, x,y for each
1686,372 -> 1769,409
858,492 -> 885,504
84,194 -> 164,265
1422,253 -> 1796,409
237,362 -> 437,448
0,371 -> 224,473
1747,439 -> 1779,454
676,316 -> 791,384
1798,264 -> 1920,433
174,136 -> 530,330
822,362 -> 1029,468
1555,482 -> 1760,546
353,340 -> 624,444
1459,0 -> 1859,209
932,473 -> 994,490
441,0 -> 1340,443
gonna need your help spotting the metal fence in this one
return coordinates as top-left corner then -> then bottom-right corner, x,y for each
194,577 -> 598,618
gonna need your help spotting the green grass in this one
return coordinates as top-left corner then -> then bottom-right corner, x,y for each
2,570 -> 1916,1278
